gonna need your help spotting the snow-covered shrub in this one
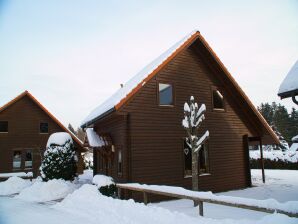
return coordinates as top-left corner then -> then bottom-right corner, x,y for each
92,174 -> 116,197
40,132 -> 77,181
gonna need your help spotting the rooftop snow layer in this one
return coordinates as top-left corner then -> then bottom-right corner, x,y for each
278,60 -> 298,95
85,128 -> 105,147
81,31 -> 198,127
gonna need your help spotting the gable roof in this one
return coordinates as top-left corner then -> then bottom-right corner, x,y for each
81,31 -> 279,144
278,60 -> 298,99
0,91 -> 85,149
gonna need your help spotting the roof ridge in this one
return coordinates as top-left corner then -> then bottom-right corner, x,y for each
81,31 -> 200,127
0,91 -> 84,148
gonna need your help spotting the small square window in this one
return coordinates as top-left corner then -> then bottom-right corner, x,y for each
159,83 -> 173,105
212,89 -> 224,110
13,151 -> 22,169
0,121 -> 8,132
40,122 -> 48,133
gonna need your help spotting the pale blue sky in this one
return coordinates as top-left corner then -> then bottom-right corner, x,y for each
0,0 -> 297,128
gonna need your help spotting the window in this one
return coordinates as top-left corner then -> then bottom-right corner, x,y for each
40,122 -> 48,133
0,121 -> 8,132
25,150 -> 32,169
118,150 -> 122,175
159,83 -> 173,105
212,89 -> 224,110
183,139 -> 210,177
199,143 -> 210,174
13,151 -> 22,169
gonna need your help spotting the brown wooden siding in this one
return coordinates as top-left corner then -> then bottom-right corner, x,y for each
93,113 -> 129,183
0,95 -> 83,176
118,46 -> 256,193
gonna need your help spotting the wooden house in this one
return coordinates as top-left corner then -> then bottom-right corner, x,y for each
0,91 -> 85,177
81,31 -> 279,195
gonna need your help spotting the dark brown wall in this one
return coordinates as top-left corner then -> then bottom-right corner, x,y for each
93,114 -> 129,183
118,45 -> 257,193
0,95 -> 83,176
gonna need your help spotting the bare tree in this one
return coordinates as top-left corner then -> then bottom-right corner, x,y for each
182,96 -> 209,192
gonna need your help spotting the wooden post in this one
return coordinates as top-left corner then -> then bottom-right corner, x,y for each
259,138 -> 265,183
117,188 -> 121,199
143,192 -> 148,205
198,201 -> 204,216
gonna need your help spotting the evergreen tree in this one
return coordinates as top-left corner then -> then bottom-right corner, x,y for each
182,96 -> 209,193
40,133 -> 77,181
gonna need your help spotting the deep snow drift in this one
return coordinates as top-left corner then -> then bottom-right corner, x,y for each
0,177 -> 31,196
15,179 -> 76,202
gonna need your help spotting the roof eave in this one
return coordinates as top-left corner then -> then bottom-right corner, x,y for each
278,89 -> 298,99
81,107 -> 116,129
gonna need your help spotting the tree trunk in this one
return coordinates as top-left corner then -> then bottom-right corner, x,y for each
192,150 -> 199,206
192,150 -> 199,191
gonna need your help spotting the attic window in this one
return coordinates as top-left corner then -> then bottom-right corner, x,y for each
0,121 -> 8,133
212,89 -> 224,110
40,122 -> 48,133
159,83 -> 173,106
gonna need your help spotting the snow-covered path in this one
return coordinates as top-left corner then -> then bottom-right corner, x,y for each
0,197 -> 87,224
0,169 -> 297,224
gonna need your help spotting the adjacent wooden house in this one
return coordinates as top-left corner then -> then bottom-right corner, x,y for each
81,31 -> 279,195
0,91 -> 85,177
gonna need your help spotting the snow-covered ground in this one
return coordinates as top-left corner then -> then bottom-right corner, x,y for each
0,169 -> 297,224
250,150 -> 298,163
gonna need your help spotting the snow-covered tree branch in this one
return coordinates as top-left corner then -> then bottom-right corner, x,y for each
182,96 -> 209,193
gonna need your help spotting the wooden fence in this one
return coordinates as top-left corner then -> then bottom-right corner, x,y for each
116,184 -> 298,218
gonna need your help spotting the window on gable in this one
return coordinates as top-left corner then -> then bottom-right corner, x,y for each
159,83 -> 173,106
25,150 -> 33,169
13,151 -> 22,169
183,139 -> 210,177
0,121 -> 8,132
40,122 -> 48,133
212,89 -> 224,110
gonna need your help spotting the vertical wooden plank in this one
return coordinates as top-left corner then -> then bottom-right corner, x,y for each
198,201 -> 204,216
259,138 -> 265,183
143,192 -> 148,205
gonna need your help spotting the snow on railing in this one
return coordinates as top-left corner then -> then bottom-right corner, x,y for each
116,183 -> 298,218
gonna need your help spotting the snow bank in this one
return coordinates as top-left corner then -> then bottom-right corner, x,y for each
0,172 -> 33,178
47,132 -> 73,147
92,174 -> 114,187
118,183 -> 298,214
250,150 -> 298,163
16,179 -> 76,202
0,177 -> 31,195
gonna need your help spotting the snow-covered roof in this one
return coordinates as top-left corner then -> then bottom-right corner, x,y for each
85,128 -> 106,147
47,132 -> 73,148
278,60 -> 298,98
0,91 -> 85,149
81,31 -> 199,127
